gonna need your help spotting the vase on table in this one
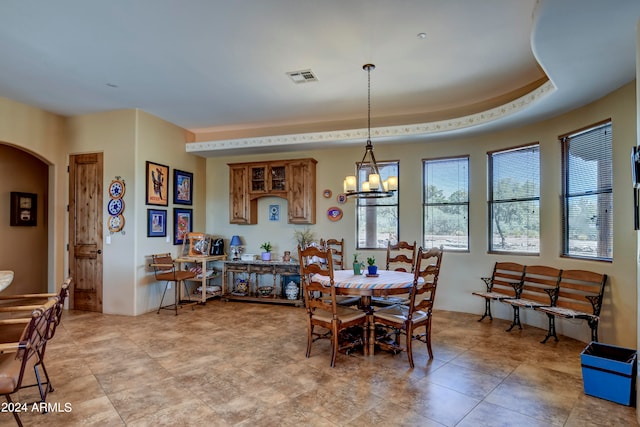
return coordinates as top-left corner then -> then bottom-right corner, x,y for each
367,265 -> 378,275
285,279 -> 299,300
353,262 -> 361,275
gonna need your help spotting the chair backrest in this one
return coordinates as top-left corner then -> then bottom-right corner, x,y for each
48,277 -> 72,341
151,253 -> 176,279
519,265 -> 562,304
554,269 -> 608,315
485,262 -> 526,297
298,245 -> 336,315
408,246 -> 444,315
320,238 -> 345,270
386,240 -> 417,272
4,300 -> 56,394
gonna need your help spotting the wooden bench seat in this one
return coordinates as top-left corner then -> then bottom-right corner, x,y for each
502,265 -> 562,332
472,262 -> 525,322
535,269 -> 608,343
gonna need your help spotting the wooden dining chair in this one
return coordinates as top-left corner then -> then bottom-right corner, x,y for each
320,238 -> 359,307
385,240 -> 417,272
371,240 -> 417,308
298,245 -> 367,367
320,238 -> 345,270
150,253 -> 197,315
373,246 -> 444,368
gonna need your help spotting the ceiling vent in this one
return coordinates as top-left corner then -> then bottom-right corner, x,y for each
286,69 -> 318,83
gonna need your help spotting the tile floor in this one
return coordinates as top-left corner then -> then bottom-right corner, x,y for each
2,300 -> 637,426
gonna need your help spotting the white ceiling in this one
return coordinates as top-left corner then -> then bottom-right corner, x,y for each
0,0 -> 638,156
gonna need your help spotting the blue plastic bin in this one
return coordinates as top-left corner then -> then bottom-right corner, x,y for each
581,342 -> 637,406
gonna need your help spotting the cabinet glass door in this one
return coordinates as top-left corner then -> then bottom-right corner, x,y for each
250,166 -> 266,193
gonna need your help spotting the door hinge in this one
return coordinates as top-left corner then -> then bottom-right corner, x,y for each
66,244 -> 69,251
67,165 -> 69,173
66,205 -> 69,212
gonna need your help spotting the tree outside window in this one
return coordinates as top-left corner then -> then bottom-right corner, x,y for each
423,156 -> 469,251
489,144 -> 540,254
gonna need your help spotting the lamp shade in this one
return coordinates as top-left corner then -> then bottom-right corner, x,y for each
230,235 -> 242,246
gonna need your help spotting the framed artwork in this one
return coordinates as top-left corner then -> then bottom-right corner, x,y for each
173,169 -> 193,205
10,192 -> 37,226
173,208 -> 193,245
147,209 -> 167,237
145,161 -> 169,206
269,204 -> 280,221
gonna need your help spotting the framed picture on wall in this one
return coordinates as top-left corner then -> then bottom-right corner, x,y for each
173,208 -> 193,245
10,192 -> 37,226
173,169 -> 193,205
147,209 -> 167,237
145,161 -> 169,206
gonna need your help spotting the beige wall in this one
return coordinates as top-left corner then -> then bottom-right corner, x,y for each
67,109 -> 205,315
67,110 -> 137,315
206,81 -> 638,348
0,145 -> 48,294
135,110 -> 206,315
0,96 -> 67,294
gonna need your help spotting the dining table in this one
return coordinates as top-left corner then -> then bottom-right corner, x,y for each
0,271 -> 14,292
312,269 -> 421,356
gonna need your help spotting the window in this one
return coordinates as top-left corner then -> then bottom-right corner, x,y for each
423,156 -> 469,251
356,161 -> 399,249
489,144 -> 540,253
561,121 -> 612,260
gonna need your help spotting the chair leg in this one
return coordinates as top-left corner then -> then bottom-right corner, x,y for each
478,298 -> 493,321
305,322 -> 313,358
34,360 -> 53,405
181,280 -> 195,310
6,395 -> 23,427
541,313 -> 558,343
425,319 -> 434,359
174,280 -> 179,315
406,325 -> 415,369
588,318 -> 599,342
157,281 -> 171,314
506,305 -> 522,331
330,323 -> 339,368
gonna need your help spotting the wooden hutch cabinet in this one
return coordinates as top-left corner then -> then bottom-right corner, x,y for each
228,158 -> 317,224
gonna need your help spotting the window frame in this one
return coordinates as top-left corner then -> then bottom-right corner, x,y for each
488,142 -> 540,255
422,155 -> 470,252
560,120 -> 613,262
355,160 -> 399,250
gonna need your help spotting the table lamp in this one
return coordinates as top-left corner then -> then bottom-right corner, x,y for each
230,235 -> 243,260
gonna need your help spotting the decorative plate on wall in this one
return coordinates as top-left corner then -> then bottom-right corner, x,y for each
108,179 -> 125,199
336,193 -> 347,204
108,214 -> 125,232
107,198 -> 125,216
323,189 -> 332,198
327,207 -> 343,222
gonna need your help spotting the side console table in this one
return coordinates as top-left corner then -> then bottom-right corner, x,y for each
222,260 -> 302,306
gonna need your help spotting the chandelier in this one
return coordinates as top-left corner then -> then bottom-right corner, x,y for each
344,64 -> 397,198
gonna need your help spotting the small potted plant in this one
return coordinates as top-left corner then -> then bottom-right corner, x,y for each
353,253 -> 362,275
260,241 -> 272,261
367,256 -> 377,275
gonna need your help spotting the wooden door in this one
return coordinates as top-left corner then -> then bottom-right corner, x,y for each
68,153 -> 103,312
